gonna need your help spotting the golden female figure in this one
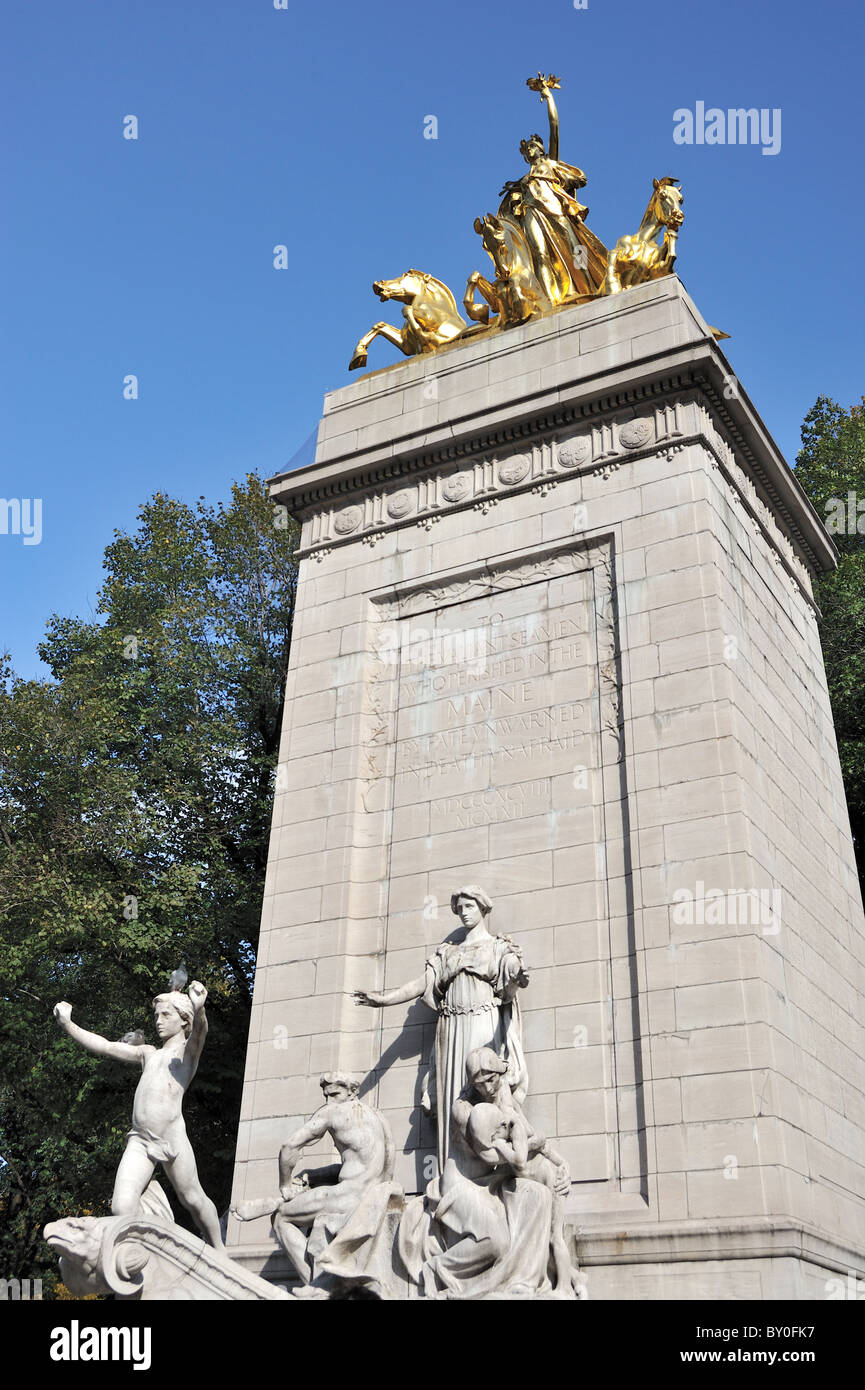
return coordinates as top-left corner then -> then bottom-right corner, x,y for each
498,74 -> 607,304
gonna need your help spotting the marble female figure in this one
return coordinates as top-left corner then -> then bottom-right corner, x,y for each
354,886 -> 528,1172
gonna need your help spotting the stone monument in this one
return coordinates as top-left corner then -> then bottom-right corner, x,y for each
222,76 -> 865,1300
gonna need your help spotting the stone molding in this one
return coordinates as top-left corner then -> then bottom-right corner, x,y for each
695,400 -> 816,607
273,280 -> 835,582
573,1216 -> 865,1277
298,399 -> 688,559
291,392 -> 818,608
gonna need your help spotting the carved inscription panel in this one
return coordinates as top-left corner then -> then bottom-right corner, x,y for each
366,542 -> 635,1194
393,578 -> 593,814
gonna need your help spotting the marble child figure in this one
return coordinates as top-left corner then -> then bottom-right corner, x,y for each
355,885 -> 529,1172
53,982 -> 224,1250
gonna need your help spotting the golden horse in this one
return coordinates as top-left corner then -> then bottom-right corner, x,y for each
349,271 -> 467,371
603,177 -> 684,295
463,214 -> 549,329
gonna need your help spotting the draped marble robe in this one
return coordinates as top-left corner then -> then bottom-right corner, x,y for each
398,1067 -> 582,1300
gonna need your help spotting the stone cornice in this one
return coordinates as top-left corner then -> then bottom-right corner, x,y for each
280,389 -> 821,610
271,281 -> 836,579
294,399 -> 688,556
277,367 -> 697,510
572,1215 -> 865,1277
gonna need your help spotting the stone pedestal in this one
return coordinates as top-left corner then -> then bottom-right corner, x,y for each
228,277 -> 865,1298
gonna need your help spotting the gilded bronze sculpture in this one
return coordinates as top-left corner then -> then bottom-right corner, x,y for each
349,271 -> 468,372
463,214 -> 547,329
495,73 -> 607,306
349,75 -> 686,369
603,177 -> 684,295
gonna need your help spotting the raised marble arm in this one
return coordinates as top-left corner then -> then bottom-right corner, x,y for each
183,981 -> 209,1069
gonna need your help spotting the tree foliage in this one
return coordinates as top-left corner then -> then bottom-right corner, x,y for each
794,395 -> 865,892
0,476 -> 298,1290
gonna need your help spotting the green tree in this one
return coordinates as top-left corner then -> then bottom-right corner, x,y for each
794,395 -> 865,893
0,475 -> 298,1291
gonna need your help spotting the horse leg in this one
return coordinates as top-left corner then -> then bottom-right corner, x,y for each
603,247 -> 623,296
463,273 -> 496,325
349,322 -> 407,371
512,274 -> 547,323
646,234 -> 677,283
402,303 -> 425,352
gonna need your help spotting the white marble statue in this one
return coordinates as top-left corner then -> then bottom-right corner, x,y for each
354,885 -> 528,1172
232,1072 -> 402,1298
399,1047 -> 584,1299
53,981 -> 224,1249
44,1208 -> 291,1300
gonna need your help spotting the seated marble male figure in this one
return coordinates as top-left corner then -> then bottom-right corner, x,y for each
53,983 -> 224,1249
233,1072 -> 395,1293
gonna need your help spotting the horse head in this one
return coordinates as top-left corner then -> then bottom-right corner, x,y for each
650,177 -> 684,230
474,215 -> 512,278
372,271 -> 426,304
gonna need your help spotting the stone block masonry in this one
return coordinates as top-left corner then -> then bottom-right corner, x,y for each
228,277 -> 865,1299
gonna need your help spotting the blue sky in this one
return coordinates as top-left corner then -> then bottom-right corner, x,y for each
2,0 -> 863,679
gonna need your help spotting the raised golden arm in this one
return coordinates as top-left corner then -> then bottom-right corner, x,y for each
527,73 -> 561,160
